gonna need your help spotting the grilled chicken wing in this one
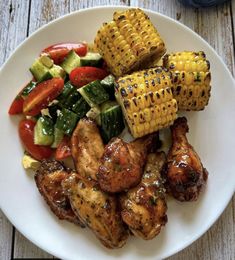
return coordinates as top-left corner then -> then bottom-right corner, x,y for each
97,134 -> 156,193
35,160 -> 82,226
162,117 -> 208,201
120,152 -> 167,240
62,173 -> 128,248
71,118 -> 104,181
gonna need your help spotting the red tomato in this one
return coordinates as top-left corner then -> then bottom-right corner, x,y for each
55,137 -> 71,160
43,43 -> 88,64
69,67 -> 108,87
8,79 -> 35,115
19,119 -> 53,160
23,78 -> 64,116
8,96 -> 24,115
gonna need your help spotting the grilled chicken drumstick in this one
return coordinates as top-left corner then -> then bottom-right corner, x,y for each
97,134 -> 156,193
120,152 -> 167,240
62,173 -> 128,249
35,160 -> 83,226
162,117 -> 208,201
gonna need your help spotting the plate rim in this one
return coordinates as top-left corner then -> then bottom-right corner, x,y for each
0,5 -> 235,260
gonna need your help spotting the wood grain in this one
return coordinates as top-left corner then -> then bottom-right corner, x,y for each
70,0 -> 129,9
0,211 -> 12,260
0,0 -> 234,259
0,1 -> 31,259
14,232 -> 54,259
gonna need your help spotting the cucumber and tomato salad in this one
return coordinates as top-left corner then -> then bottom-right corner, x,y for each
9,42 -> 124,162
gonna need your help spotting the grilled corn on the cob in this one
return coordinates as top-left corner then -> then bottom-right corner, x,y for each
115,67 -> 178,138
163,51 -> 211,111
94,8 -> 166,77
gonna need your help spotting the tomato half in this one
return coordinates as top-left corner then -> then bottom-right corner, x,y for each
55,137 -> 71,160
19,119 -> 53,160
69,67 -> 108,87
23,78 -> 64,116
8,79 -> 36,115
43,42 -> 88,64
8,96 -> 24,115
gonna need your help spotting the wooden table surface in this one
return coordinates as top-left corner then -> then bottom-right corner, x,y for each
0,0 -> 234,259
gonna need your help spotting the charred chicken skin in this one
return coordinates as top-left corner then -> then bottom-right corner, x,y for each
62,173 -> 128,249
162,117 -> 208,201
66,119 -> 128,248
120,152 -> 167,240
35,160 -> 83,226
71,118 -> 104,181
97,135 -> 156,193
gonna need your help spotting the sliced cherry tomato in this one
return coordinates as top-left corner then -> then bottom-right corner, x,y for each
55,137 -> 71,160
23,78 -> 64,116
8,96 -> 24,115
69,67 -> 108,87
19,119 -> 53,160
8,79 -> 36,115
43,43 -> 88,64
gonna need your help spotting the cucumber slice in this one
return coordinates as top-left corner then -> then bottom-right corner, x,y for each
62,90 -> 80,110
58,81 -> 81,109
39,54 -> 54,68
34,116 -> 54,146
72,97 -> 90,118
49,65 -> 66,79
86,106 -> 101,125
30,59 -> 50,81
100,101 -> 125,143
78,80 -> 109,107
55,108 -> 79,135
48,104 -> 59,123
51,128 -> 64,148
61,50 -> 81,74
100,74 -> 115,100
21,81 -> 37,98
80,52 -> 103,67
30,57 -> 65,81
58,81 -> 76,103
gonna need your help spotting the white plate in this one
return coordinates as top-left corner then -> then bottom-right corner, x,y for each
0,6 -> 235,260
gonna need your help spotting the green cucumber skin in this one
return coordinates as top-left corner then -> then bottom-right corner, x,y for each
58,81 -> 81,110
100,75 -> 115,100
30,57 -> 65,81
58,81 -> 75,102
72,97 -> 90,118
61,50 -> 81,74
55,108 -> 79,135
34,116 -> 54,146
48,104 -> 59,123
21,81 -> 37,97
51,128 -> 64,148
80,59 -> 102,67
62,90 -> 80,110
79,80 -> 109,107
30,60 -> 49,81
100,104 -> 125,143
80,52 -> 103,67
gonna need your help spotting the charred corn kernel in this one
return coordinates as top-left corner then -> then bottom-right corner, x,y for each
94,8 -> 166,77
163,51 -> 211,111
116,67 -> 178,138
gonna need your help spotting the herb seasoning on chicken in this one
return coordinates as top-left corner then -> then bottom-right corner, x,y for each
62,173 -> 128,248
120,152 -> 167,239
97,134 -> 156,193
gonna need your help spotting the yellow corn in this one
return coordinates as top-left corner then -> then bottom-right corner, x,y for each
94,8 -> 166,77
163,51 -> 211,111
116,67 -> 178,138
